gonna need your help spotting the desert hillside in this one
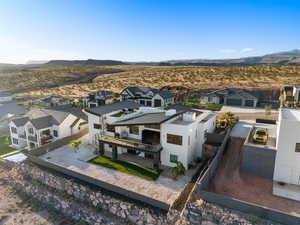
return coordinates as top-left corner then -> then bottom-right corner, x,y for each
1,65 -> 300,98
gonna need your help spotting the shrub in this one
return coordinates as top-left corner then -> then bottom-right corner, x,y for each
171,161 -> 186,176
216,112 -> 239,130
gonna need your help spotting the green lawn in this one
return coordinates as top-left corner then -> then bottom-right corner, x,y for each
89,156 -> 160,181
185,100 -> 223,111
0,136 -> 18,156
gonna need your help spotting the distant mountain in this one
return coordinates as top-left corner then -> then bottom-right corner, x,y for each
26,60 -> 49,65
45,59 -> 127,67
131,49 -> 300,66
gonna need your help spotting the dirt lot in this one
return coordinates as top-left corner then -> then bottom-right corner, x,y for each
209,137 -> 300,217
0,169 -> 82,225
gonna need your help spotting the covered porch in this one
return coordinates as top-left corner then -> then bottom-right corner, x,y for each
98,135 -> 162,171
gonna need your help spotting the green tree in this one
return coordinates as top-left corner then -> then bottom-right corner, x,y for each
171,161 -> 186,176
264,104 -> 272,116
69,140 -> 82,153
216,112 -> 239,130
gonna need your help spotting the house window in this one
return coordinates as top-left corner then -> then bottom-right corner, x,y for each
53,130 -> 58,137
11,127 -> 17,134
106,124 -> 115,133
12,138 -> 18,145
146,101 -> 152,106
28,128 -> 34,134
140,100 -> 145,105
295,143 -> 300,153
167,134 -> 183,145
94,123 -> 102,129
129,126 -> 139,135
170,154 -> 178,163
144,124 -> 160,130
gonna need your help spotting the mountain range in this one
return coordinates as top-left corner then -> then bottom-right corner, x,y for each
1,49 -> 300,72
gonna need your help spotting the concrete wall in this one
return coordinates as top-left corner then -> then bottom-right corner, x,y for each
241,145 -> 276,179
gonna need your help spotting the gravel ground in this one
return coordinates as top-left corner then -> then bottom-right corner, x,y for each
0,169 -> 84,225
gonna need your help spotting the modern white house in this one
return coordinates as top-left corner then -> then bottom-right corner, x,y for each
273,108 -> 300,201
9,105 -> 87,150
281,85 -> 300,103
0,92 -> 15,102
84,101 -> 216,170
120,86 -> 175,107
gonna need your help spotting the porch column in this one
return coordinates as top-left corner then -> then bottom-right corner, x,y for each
112,144 -> 118,160
98,142 -> 104,156
153,152 -> 161,171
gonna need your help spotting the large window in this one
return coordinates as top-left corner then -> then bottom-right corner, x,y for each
94,123 -> 102,130
295,143 -> 300,153
11,127 -> 17,134
28,127 -> 34,134
12,138 -> 18,145
170,154 -> 178,163
129,126 -> 139,135
106,124 -> 115,133
167,134 -> 183,145
53,130 -> 58,137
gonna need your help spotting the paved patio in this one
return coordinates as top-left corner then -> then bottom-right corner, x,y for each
39,135 -> 192,207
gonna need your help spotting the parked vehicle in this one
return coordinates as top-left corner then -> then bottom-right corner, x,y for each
253,128 -> 268,144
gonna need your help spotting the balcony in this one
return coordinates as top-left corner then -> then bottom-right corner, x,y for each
18,133 -> 27,139
41,135 -> 53,145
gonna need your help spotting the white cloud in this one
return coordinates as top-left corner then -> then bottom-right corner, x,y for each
240,48 -> 254,53
220,49 -> 238,54
0,36 -> 85,64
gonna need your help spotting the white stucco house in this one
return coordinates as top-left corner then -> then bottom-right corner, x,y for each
84,101 -> 216,170
273,108 -> 300,201
9,104 -> 87,150
120,86 -> 175,108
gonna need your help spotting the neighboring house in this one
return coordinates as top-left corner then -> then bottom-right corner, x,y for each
202,88 -> 258,107
9,104 -> 88,150
273,108 -> 300,201
33,96 -> 68,107
281,85 -> 300,103
120,86 -> 175,107
84,101 -> 216,170
82,90 -> 114,108
0,92 -> 15,102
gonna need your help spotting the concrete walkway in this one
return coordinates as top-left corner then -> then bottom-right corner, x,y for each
39,136 -> 190,207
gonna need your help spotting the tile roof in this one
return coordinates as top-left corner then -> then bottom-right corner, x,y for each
123,86 -> 175,99
206,88 -> 258,100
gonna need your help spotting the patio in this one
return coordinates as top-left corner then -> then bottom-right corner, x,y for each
38,135 -> 194,209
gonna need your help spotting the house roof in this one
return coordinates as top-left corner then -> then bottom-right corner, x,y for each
48,104 -> 87,120
164,104 -> 202,115
85,101 -> 141,116
12,105 -> 87,129
11,117 -> 29,127
111,112 -> 178,126
206,88 -> 258,100
122,86 -> 175,99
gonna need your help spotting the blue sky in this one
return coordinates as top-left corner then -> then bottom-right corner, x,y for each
0,0 -> 299,63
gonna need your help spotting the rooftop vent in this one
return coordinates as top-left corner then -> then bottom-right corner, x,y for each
183,112 -> 196,122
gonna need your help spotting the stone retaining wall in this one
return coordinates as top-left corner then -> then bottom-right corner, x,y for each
9,162 -> 178,225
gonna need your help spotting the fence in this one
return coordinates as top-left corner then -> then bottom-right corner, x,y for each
199,190 -> 300,225
24,128 -> 88,157
197,128 -> 231,190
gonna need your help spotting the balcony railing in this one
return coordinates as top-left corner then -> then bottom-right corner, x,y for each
41,135 -> 53,145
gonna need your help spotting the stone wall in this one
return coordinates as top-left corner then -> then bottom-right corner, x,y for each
180,201 -> 282,225
8,162 -> 178,225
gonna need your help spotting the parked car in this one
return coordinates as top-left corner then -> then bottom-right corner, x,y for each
253,128 -> 268,144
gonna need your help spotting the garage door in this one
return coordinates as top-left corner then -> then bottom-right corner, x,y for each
245,100 -> 254,107
154,99 -> 162,107
226,98 -> 242,106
